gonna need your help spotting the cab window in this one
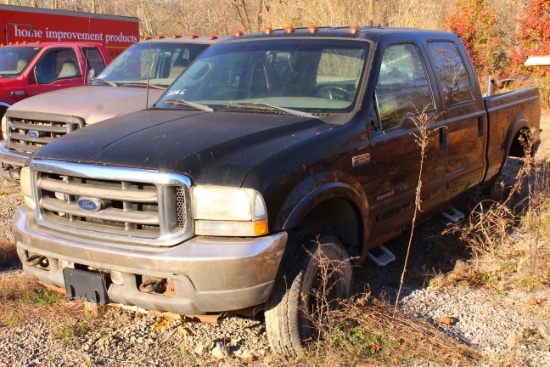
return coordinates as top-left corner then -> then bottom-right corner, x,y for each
427,41 -> 473,105
375,43 -> 434,130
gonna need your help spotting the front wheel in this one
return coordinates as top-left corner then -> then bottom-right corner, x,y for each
265,234 -> 352,357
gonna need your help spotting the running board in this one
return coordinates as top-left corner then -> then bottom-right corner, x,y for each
367,245 -> 396,266
440,206 -> 465,223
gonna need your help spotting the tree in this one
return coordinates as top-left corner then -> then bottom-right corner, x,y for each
511,0 -> 550,77
446,0 -> 505,78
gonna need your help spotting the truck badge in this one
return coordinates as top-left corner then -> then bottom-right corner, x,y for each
27,130 -> 40,139
352,153 -> 370,167
77,197 -> 104,212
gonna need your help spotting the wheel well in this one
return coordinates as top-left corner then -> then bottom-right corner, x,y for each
289,198 -> 363,258
509,128 -> 531,158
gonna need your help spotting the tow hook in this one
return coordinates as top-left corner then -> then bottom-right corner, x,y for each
26,254 -> 49,268
139,277 -> 167,294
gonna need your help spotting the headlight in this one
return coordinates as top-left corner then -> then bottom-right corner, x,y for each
20,166 -> 35,209
192,186 -> 268,236
1,115 -> 7,141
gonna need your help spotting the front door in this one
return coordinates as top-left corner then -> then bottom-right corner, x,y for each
367,41 -> 447,243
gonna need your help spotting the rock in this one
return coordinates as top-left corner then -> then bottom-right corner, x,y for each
211,342 -> 230,359
439,316 -> 457,325
539,320 -> 550,341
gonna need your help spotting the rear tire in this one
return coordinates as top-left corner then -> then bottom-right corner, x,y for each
265,234 -> 352,357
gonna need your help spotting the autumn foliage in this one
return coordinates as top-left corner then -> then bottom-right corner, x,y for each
511,0 -> 550,78
446,0 -> 504,78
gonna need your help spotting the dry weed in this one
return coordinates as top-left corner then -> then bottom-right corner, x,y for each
305,293 -> 479,366
396,106 -> 440,308
433,129 -> 550,291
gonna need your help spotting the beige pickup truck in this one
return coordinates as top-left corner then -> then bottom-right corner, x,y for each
0,34 -> 218,181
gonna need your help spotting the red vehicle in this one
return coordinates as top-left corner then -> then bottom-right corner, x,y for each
0,4 -> 139,118
0,42 -> 112,118
0,4 -> 139,57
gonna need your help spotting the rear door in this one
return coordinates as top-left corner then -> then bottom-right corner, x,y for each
426,40 -> 487,200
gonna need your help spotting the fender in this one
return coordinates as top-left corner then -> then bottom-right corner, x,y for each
504,112 -> 534,158
282,181 -> 367,230
0,102 -> 10,121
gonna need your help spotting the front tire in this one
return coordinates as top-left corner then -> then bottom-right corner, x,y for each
265,234 -> 352,357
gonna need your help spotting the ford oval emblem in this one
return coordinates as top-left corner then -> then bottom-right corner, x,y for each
27,130 -> 40,139
77,197 -> 104,212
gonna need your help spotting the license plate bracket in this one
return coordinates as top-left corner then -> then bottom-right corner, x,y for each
63,268 -> 109,304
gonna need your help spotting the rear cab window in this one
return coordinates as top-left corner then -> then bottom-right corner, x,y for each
427,41 -> 474,106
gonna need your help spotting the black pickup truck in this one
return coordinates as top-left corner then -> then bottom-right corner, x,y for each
14,26 -> 540,356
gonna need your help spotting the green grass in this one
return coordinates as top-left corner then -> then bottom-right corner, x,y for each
16,289 -> 61,305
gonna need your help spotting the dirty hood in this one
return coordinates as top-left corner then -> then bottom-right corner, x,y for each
8,86 -> 164,125
34,109 -> 331,186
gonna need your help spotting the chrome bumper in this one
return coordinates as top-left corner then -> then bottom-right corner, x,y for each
14,206 -> 288,314
0,140 -> 28,181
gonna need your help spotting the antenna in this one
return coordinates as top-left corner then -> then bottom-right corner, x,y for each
85,16 -> 92,86
145,37 -> 152,109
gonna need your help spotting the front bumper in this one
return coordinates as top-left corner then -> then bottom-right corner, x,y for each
0,140 -> 28,181
14,206 -> 288,314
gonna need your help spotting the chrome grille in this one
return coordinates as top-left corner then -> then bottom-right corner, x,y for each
32,161 -> 193,247
176,186 -> 187,227
5,112 -> 84,155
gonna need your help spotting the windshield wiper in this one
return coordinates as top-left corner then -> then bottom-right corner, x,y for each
121,82 -> 166,90
223,102 -> 316,118
161,98 -> 213,112
95,77 -> 118,87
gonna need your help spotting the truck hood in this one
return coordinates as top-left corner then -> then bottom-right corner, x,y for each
34,109 -> 332,186
8,86 -> 164,125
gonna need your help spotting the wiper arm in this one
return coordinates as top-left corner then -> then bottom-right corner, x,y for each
95,77 -> 118,87
121,82 -> 166,90
224,102 -> 316,118
161,98 -> 213,112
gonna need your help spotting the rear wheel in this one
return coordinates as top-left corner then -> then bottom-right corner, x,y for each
265,234 -> 352,357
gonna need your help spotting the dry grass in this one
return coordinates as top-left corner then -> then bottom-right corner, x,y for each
303,293 -> 479,366
431,117 -> 550,292
0,180 -> 22,267
0,270 -> 97,343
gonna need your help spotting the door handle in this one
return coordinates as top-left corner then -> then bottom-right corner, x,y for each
439,126 -> 447,149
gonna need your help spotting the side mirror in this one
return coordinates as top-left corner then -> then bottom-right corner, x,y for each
87,68 -> 96,85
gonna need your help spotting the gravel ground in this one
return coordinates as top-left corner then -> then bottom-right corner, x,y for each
1,117 -> 549,366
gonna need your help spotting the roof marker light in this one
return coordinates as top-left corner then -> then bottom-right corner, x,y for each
172,34 -> 181,39
348,26 -> 359,34
209,35 -> 218,40
307,25 -> 318,34
263,27 -> 273,35
142,36 -> 152,40
284,25 -> 295,34
233,30 -> 243,37
156,35 -> 165,39
190,33 -> 199,39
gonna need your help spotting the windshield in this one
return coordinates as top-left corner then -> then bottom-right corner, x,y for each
156,38 -> 369,114
0,46 -> 40,77
93,42 -> 210,88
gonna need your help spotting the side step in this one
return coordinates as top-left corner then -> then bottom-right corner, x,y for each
440,206 -> 465,223
367,244 -> 396,266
